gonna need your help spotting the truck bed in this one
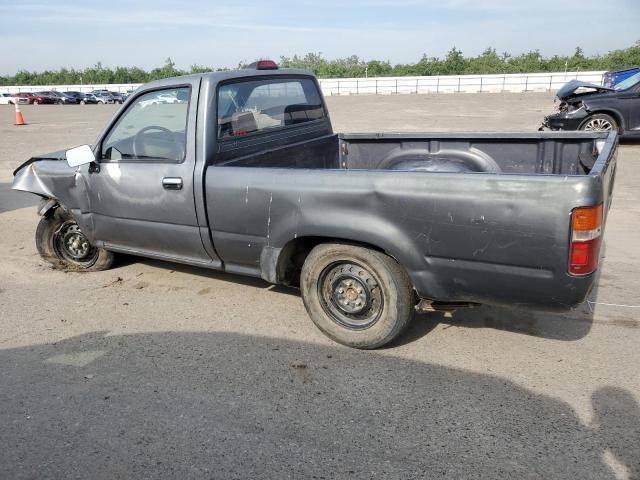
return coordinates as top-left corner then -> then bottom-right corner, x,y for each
205,131 -> 617,310
219,130 -> 610,176
339,131 -> 610,175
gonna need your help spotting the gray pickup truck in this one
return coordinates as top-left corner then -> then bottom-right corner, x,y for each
13,62 -> 617,348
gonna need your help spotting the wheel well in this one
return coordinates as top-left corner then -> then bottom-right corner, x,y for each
275,236 -> 386,286
582,109 -> 625,131
39,198 -> 61,218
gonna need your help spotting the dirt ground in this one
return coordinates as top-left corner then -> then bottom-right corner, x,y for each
1,93 -> 639,479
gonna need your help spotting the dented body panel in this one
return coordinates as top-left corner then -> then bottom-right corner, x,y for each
12,69 -> 618,311
205,131 -> 617,309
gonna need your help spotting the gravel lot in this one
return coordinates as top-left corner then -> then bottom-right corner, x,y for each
1,93 -> 639,479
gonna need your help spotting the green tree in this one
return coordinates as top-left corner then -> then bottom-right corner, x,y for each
2,42 -> 640,86
442,47 -> 466,74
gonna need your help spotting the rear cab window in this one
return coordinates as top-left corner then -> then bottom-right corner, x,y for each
217,77 -> 326,140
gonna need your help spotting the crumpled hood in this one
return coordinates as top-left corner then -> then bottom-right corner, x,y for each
556,80 -> 614,100
11,150 -> 90,214
12,149 -> 68,176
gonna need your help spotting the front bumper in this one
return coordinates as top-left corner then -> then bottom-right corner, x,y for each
539,109 -> 588,131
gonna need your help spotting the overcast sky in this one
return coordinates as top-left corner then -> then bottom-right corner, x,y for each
1,0 -> 639,74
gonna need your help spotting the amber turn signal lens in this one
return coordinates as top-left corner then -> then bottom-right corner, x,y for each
572,205 -> 602,232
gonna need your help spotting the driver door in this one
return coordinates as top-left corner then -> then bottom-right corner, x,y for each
87,80 -> 216,265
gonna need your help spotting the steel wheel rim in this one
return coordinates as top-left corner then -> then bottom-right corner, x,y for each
318,261 -> 384,330
584,118 -> 613,131
53,221 -> 98,266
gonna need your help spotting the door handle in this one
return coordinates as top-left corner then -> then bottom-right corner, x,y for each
162,177 -> 183,190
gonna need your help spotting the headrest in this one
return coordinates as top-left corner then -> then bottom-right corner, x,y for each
231,111 -> 258,136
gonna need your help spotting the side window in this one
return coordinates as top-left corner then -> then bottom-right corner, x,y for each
217,78 -> 325,140
101,87 -> 190,162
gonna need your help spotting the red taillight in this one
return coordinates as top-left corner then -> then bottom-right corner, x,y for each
255,60 -> 278,70
569,205 -> 603,275
569,237 -> 601,275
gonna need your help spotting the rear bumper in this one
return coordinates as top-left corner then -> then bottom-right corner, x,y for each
412,260 -> 597,312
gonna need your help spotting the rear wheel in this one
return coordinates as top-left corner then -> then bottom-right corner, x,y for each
300,243 -> 415,349
580,113 -> 619,133
36,207 -> 114,271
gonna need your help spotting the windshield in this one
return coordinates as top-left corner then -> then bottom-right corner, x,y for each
614,71 -> 640,91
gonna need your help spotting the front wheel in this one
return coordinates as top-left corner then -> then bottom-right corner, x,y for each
36,208 -> 114,271
300,244 -> 415,349
579,113 -> 619,133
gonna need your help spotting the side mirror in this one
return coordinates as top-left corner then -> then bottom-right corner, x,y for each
66,145 -> 95,167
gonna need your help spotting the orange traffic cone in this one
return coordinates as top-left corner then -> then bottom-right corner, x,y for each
14,101 -> 26,126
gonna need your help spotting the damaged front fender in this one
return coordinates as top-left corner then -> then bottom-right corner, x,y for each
12,157 -> 91,214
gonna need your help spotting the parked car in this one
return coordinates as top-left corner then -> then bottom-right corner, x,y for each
35,91 -> 58,103
59,92 -> 79,104
0,93 -> 29,105
62,91 -> 85,104
12,62 -> 617,349
91,90 -> 115,104
108,91 -> 124,104
95,93 -> 115,104
62,91 -> 100,105
33,91 -> 71,104
156,92 -> 180,104
81,93 -> 101,104
15,92 -> 56,104
603,66 -> 640,88
541,71 -> 640,137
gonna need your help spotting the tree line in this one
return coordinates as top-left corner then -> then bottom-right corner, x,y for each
1,42 -> 638,86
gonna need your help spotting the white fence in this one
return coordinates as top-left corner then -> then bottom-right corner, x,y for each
1,71 -> 605,96
318,71 -> 605,95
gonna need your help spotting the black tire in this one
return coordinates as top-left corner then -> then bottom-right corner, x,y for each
300,243 -> 415,349
579,113 -> 619,133
36,207 -> 114,272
